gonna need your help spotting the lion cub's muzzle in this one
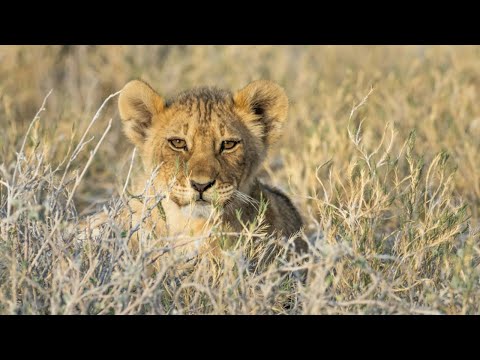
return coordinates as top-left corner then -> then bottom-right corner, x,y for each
171,178 -> 235,207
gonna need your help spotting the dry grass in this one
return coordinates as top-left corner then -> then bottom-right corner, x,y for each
0,45 -> 479,314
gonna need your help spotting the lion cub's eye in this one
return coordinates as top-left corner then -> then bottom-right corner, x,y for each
168,138 -> 187,151
220,140 -> 240,153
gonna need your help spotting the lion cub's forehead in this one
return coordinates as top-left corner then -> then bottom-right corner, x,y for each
165,87 -> 235,123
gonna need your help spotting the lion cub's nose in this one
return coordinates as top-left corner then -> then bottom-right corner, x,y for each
190,179 -> 216,194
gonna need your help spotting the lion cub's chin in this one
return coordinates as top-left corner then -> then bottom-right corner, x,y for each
160,198 -> 217,237
180,201 -> 215,219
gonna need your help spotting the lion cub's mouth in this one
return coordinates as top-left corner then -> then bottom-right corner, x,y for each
170,193 -> 216,208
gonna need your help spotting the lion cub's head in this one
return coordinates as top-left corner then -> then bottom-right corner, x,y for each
118,79 -> 288,213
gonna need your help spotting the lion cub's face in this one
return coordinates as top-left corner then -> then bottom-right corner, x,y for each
118,79 -> 288,212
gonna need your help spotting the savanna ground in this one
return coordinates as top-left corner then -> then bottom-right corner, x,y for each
0,45 -> 479,314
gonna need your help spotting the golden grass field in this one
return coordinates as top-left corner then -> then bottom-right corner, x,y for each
0,45 -> 479,314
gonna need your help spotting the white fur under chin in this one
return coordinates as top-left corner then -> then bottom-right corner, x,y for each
162,198 -> 217,237
180,202 -> 214,219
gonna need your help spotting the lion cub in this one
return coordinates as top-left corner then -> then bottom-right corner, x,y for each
99,79 -> 304,259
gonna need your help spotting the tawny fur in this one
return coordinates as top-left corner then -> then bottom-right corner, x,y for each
83,79 -> 305,264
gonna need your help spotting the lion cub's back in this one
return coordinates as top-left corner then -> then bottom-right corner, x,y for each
260,183 -> 303,238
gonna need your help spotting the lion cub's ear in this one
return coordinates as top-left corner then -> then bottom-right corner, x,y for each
118,80 -> 165,146
233,80 -> 288,146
